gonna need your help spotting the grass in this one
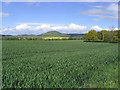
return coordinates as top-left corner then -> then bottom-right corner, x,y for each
2,40 -> 118,88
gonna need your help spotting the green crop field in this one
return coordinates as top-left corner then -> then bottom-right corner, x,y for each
2,40 -> 118,88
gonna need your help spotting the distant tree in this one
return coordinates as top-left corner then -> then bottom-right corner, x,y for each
101,30 -> 120,42
118,30 -> 120,39
113,30 -> 120,42
83,33 -> 88,40
104,31 -> 111,42
100,30 -> 107,41
83,30 -> 99,41
68,37 -> 73,40
109,25 -> 115,41
97,31 -> 102,40
83,28 -> 120,43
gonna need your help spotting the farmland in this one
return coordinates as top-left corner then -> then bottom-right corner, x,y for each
42,37 -> 70,40
2,40 -> 118,88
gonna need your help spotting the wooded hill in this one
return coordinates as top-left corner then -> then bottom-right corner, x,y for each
39,31 -> 84,37
39,31 -> 70,37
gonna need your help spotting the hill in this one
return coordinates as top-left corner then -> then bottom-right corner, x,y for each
39,31 -> 70,37
39,31 -> 84,37
1,31 -> 85,38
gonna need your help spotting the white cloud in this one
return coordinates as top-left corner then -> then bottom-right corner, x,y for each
0,13 -> 9,17
2,23 -> 88,35
114,28 -> 119,30
91,25 -> 103,31
107,3 -> 118,13
81,3 -> 118,21
69,23 -> 87,30
91,25 -> 115,31
2,23 -> 118,35
16,24 -> 31,30
35,24 -> 51,30
51,23 -> 87,33
51,26 -> 67,30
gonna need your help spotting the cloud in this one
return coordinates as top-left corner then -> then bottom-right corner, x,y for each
81,8 -> 105,17
114,28 -> 119,30
69,23 -> 87,30
0,13 -> 9,17
90,25 -> 119,31
81,3 -> 118,21
91,6 -> 104,8
2,23 -> 88,35
91,25 -> 103,31
50,23 -> 87,33
2,23 -> 118,35
35,24 -> 51,30
16,24 -> 31,30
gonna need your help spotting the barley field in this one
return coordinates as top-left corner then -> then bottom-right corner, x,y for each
2,40 -> 118,88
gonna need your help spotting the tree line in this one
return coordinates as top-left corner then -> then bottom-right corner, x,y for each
83,30 -> 120,43
2,36 -> 83,40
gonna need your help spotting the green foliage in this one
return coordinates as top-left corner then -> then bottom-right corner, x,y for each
104,31 -> 111,42
2,36 -> 43,40
84,30 -> 120,43
83,30 -> 99,41
97,31 -> 102,40
2,40 -> 118,88
68,37 -> 73,40
2,36 -> 83,41
100,30 -> 108,41
113,30 -> 120,42
68,37 -> 82,40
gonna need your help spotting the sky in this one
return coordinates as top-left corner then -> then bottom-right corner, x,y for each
1,2 -> 118,35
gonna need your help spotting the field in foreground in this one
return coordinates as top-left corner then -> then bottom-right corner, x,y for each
2,40 -> 118,88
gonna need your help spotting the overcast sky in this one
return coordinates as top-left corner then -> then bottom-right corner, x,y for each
1,2 -> 118,35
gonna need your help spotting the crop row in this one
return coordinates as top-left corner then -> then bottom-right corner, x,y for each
2,40 -> 118,88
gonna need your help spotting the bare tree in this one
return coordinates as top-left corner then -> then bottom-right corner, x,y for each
110,25 -> 115,31
109,25 -> 115,41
